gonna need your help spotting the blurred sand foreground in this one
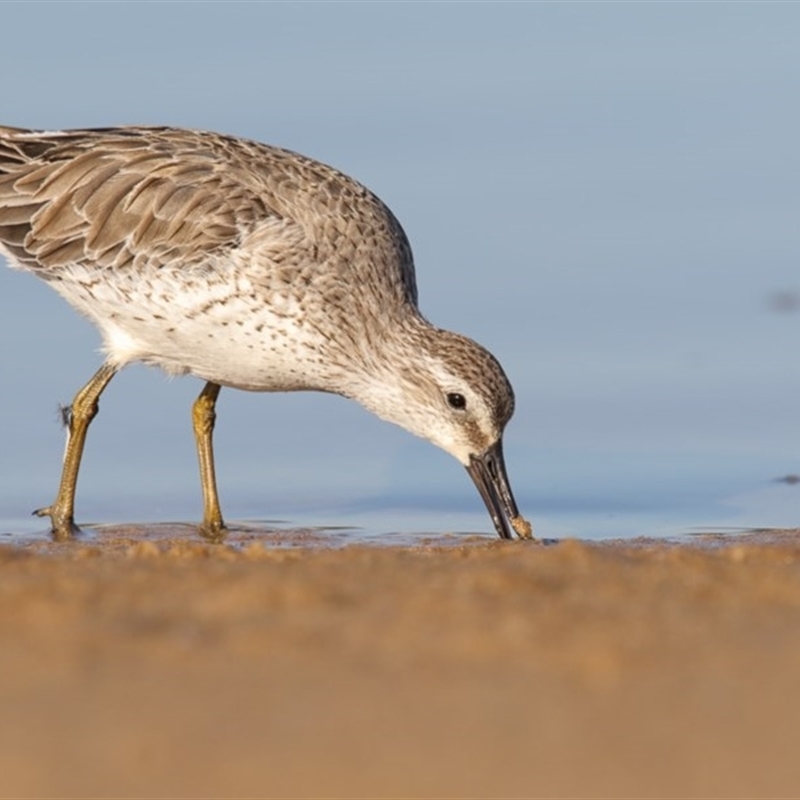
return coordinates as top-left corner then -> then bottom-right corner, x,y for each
1,526 -> 799,799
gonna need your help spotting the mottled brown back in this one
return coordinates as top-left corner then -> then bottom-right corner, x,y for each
0,126 -> 418,311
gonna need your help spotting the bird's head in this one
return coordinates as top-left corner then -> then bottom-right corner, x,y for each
347,326 -> 532,540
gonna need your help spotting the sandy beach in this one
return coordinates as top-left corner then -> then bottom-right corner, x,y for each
1,525 -> 799,799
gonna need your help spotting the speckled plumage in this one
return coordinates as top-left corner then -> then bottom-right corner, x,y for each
0,125 -> 531,541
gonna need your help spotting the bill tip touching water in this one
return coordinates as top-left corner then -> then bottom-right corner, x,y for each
0,124 -> 533,543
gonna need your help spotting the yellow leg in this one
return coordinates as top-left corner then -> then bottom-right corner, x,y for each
35,362 -> 118,540
192,381 -> 226,541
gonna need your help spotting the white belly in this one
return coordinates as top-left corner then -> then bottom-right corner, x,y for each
47,266 -> 335,392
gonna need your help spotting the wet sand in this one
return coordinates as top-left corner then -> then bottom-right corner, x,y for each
1,525 -> 799,799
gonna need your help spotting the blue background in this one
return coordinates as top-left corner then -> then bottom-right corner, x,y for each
1,3 -> 798,539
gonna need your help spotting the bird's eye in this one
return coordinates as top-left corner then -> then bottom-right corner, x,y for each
446,392 -> 467,410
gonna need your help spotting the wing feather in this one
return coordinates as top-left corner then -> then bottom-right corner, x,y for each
0,125 -> 419,308
0,127 -> 290,273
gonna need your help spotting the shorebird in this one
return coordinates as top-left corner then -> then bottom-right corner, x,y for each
0,125 -> 532,542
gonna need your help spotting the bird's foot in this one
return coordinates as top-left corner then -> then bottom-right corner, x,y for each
198,518 -> 228,543
33,505 -> 81,541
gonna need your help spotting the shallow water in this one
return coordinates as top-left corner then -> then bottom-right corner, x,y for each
2,463 -> 798,547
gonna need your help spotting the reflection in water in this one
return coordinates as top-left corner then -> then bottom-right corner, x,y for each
1,470 -> 797,546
